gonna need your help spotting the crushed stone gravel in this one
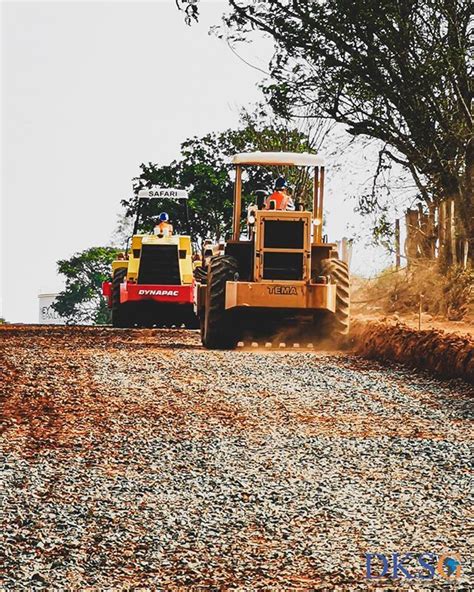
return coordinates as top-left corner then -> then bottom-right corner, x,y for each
1,325 -> 472,590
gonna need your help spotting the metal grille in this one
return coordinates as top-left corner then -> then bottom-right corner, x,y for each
263,252 -> 304,280
264,220 -> 304,249
138,245 -> 181,285
261,219 -> 306,280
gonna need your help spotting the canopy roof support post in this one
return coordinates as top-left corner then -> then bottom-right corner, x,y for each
312,166 -> 325,243
318,166 -> 325,239
132,197 -> 146,237
313,167 -> 319,220
184,199 -> 191,235
313,168 -> 321,243
233,165 -> 242,241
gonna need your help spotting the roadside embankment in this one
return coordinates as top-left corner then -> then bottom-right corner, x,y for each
351,320 -> 474,384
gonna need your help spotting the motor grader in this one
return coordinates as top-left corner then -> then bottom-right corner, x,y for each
103,188 -> 198,329
195,152 -> 350,348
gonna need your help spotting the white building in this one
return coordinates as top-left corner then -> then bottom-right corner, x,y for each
38,293 -> 66,325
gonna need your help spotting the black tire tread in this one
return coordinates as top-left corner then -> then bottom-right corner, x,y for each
321,258 -> 350,336
111,268 -> 128,328
202,256 -> 239,349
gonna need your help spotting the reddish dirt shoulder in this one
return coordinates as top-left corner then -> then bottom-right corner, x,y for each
351,319 -> 474,383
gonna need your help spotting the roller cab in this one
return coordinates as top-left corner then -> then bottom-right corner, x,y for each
103,190 -> 198,328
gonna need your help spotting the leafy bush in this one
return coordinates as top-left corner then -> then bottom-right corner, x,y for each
53,247 -> 120,325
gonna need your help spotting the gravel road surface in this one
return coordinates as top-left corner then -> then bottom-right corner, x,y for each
1,326 -> 472,590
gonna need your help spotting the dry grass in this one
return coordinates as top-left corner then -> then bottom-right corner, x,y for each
352,262 -> 474,321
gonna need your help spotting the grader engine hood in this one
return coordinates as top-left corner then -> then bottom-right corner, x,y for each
254,210 -> 312,282
221,211 -> 337,313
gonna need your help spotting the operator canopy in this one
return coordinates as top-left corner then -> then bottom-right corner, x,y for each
232,151 -> 325,167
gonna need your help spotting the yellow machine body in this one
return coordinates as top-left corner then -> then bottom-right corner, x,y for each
196,151 -> 351,348
112,234 -> 194,285
222,210 -> 336,312
106,231 -> 197,328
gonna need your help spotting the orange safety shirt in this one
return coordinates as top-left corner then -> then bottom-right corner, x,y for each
156,222 -> 173,235
264,191 -> 290,210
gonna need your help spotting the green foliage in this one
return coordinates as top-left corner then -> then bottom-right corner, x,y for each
219,0 -> 473,241
366,211 -> 394,250
121,107 -> 316,242
53,247 -> 119,325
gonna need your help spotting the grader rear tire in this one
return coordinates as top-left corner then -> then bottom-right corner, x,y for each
321,258 -> 350,338
111,268 -> 128,328
202,256 -> 239,349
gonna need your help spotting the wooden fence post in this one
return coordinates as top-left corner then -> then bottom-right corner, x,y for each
338,237 -> 353,268
427,203 -> 436,259
438,200 -> 447,265
449,200 -> 457,265
462,239 -> 469,268
395,218 -> 401,270
405,208 -> 420,266
418,203 -> 428,257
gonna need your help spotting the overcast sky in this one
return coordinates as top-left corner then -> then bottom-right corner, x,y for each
2,0 -> 392,323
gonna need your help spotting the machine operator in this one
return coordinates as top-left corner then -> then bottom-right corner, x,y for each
264,177 -> 295,211
154,212 -> 173,236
